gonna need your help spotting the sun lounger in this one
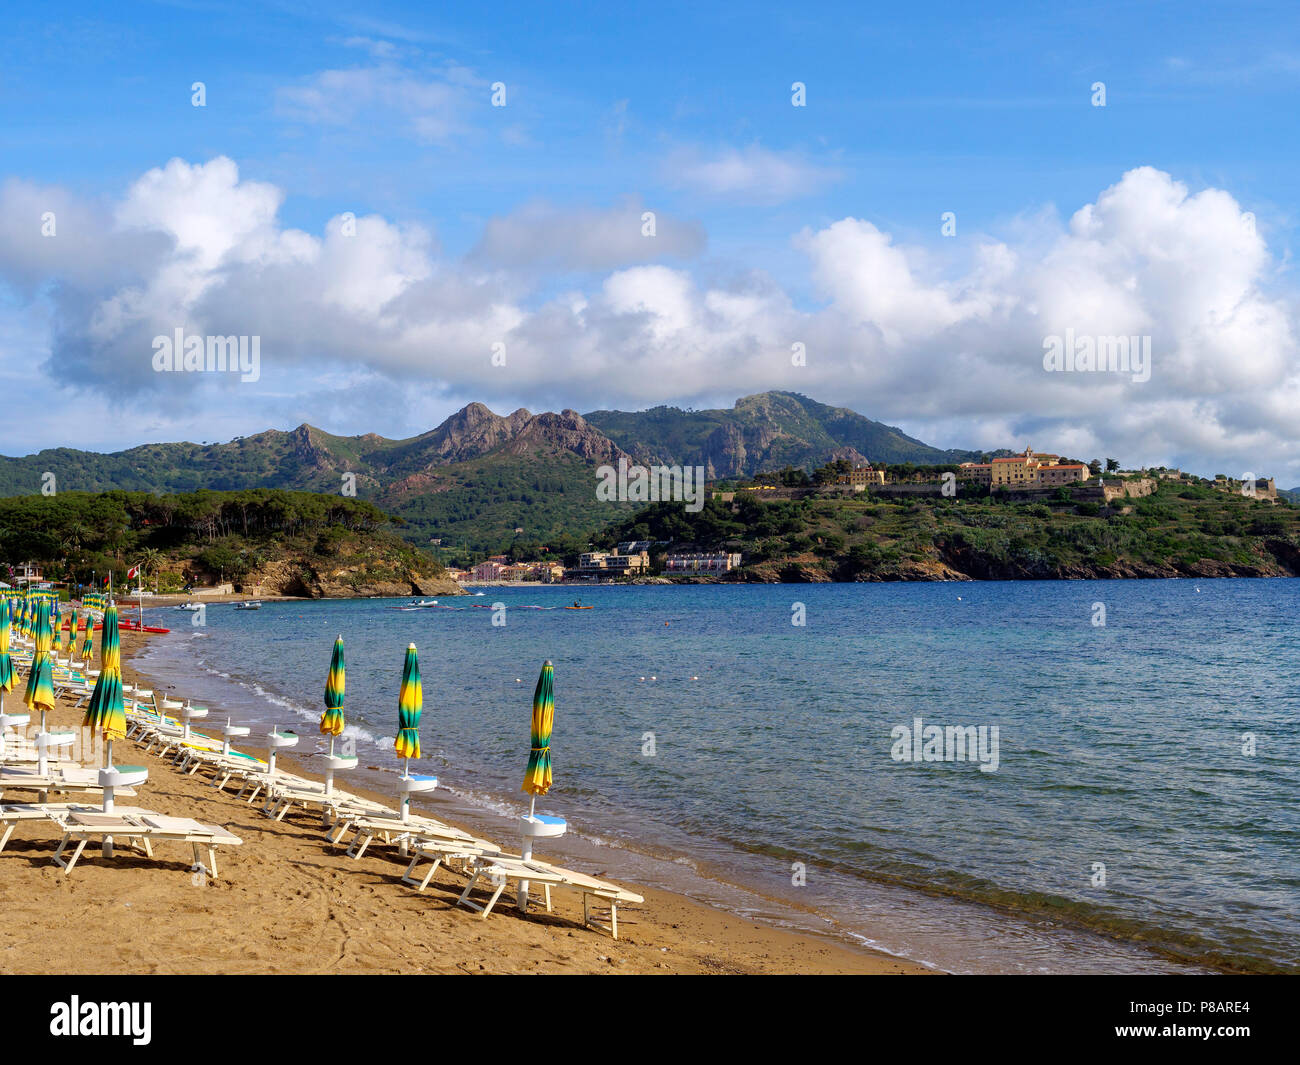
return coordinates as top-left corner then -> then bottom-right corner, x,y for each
330,810 -> 497,860
398,837 -> 509,891
260,781 -> 389,825
0,802 -> 87,852
0,766 -> 139,802
51,809 -> 243,878
455,856 -> 644,938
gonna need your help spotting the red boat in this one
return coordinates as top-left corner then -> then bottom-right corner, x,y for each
118,618 -> 171,634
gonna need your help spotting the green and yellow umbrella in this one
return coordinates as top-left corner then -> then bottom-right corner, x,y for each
0,598 -> 16,706
522,659 -> 555,802
22,599 -> 55,720
52,604 -> 64,657
321,636 -> 345,753
395,642 -> 422,764
83,604 -> 126,742
80,615 -> 96,664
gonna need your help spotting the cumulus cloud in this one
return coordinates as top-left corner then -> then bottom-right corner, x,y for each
0,159 -> 1297,481
468,199 -> 706,272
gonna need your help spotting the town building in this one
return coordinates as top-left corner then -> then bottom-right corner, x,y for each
566,549 -> 651,580
663,552 -> 743,574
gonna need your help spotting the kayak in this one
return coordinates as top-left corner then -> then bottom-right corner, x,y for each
564,606 -> 594,610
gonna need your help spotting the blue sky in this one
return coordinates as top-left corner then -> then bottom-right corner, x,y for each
1,1 -> 1298,479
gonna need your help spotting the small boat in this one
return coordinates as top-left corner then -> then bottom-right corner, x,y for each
175,602 -> 202,612
234,601 -> 261,611
565,604 -> 594,611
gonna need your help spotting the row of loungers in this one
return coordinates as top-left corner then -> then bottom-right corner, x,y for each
5,651 -> 642,937
129,707 -> 644,937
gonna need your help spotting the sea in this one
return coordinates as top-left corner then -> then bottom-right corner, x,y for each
131,580 -> 1300,974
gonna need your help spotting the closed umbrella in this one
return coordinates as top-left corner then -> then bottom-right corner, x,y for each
522,659 -> 555,806
82,604 -> 142,853
80,615 -> 95,665
394,643 -> 422,766
321,635 -> 345,749
22,599 -> 55,725
0,598 -> 19,754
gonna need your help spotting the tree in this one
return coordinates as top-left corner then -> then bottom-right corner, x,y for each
1088,459 -> 1103,476
1105,458 -> 1120,473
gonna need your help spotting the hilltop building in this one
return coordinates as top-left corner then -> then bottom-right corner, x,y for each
959,448 -> 1090,490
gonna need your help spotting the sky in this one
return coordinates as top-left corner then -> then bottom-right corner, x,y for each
1,0 -> 1299,481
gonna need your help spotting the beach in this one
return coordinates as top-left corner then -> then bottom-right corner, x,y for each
0,627 -> 928,975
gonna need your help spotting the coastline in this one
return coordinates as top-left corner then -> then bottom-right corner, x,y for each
0,627 -> 930,975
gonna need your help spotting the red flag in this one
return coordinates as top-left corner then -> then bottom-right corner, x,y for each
127,564 -> 140,579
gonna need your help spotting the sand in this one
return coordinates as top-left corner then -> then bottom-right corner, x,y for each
0,629 -> 931,975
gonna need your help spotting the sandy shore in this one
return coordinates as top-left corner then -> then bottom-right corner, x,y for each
0,629 -> 930,975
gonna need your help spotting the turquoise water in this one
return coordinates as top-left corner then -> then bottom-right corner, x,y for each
136,580 -> 1300,973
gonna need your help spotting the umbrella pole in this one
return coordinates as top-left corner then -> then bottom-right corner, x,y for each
519,795 -> 537,912
102,737 -> 115,857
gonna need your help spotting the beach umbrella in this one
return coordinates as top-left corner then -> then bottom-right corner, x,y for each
0,598 -> 16,710
69,609 -> 82,660
83,604 -> 125,744
521,659 -> 555,809
394,642 -> 422,766
52,604 -> 64,657
83,604 -> 134,852
80,615 -> 96,665
22,599 -> 55,725
321,635 -> 345,754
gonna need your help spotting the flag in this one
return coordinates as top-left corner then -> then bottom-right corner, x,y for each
127,564 -> 140,580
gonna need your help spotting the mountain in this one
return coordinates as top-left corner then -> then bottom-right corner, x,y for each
0,392 -> 981,558
584,392 -> 984,478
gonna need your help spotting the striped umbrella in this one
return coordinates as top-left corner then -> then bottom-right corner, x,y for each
321,636 -> 345,755
52,602 -> 65,657
83,604 -> 126,743
22,599 -> 56,725
521,659 -> 555,809
0,598 -> 16,710
394,642 -> 422,766
69,609 -> 82,660
80,615 -> 96,664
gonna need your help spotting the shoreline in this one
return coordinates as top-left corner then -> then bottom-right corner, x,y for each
0,626 -> 930,975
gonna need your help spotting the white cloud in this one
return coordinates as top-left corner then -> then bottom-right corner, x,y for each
668,144 -> 841,203
1,160 -> 1297,482
277,61 -> 483,143
469,199 -> 705,272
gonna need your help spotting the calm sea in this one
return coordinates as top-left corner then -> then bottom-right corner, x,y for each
134,580 -> 1300,974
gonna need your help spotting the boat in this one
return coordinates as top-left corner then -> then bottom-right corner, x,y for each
118,619 -> 171,634
174,602 -> 202,612
234,601 -> 261,610
565,605 -> 594,610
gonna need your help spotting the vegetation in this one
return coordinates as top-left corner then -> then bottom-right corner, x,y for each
599,481 -> 1300,581
0,489 -> 442,593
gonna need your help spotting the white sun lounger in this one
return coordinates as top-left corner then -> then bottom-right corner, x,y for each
51,809 -> 243,878
455,856 -> 644,939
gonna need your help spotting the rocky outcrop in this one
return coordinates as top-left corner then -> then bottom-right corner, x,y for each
238,560 -> 464,599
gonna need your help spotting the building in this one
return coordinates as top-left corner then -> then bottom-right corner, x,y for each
834,465 -> 885,489
961,448 -> 1090,490
566,550 -> 651,580
663,552 -> 743,575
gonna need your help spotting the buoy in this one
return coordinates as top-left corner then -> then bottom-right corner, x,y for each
691,676 -> 698,681
639,677 -> 645,682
